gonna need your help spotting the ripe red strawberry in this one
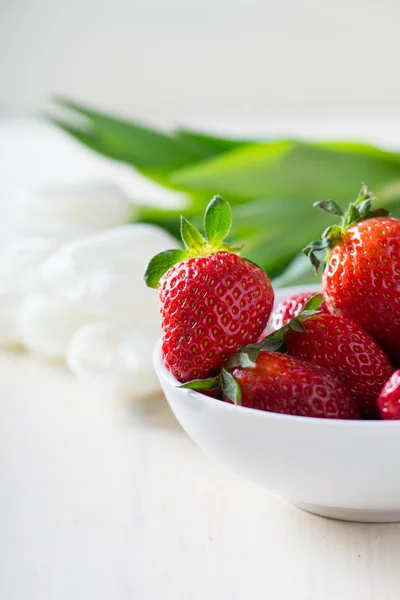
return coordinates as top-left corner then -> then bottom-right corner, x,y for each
378,370 -> 400,420
145,196 -> 274,383
285,313 -> 393,419
305,185 -> 400,364
226,351 -> 358,419
271,291 -> 329,331
183,316 -> 359,419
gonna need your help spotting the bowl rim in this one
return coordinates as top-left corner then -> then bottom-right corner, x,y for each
154,342 -> 400,430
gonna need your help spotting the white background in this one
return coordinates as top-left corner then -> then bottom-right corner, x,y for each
1,0 -> 400,121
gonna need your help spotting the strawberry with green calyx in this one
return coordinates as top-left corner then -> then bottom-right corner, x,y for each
284,312 -> 393,419
182,295 -> 359,419
260,293 -> 393,418
145,195 -> 274,383
303,184 -> 400,364
303,184 -> 390,273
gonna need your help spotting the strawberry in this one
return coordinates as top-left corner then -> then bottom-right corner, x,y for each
183,349 -> 358,419
304,185 -> 400,365
145,196 -> 274,383
378,370 -> 400,420
182,304 -> 359,420
227,351 -> 358,419
271,291 -> 329,331
284,310 -> 393,419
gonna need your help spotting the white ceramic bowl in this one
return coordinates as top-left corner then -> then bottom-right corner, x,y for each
154,284 -> 400,522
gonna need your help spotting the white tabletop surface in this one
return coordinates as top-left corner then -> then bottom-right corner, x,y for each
1,119 -> 400,600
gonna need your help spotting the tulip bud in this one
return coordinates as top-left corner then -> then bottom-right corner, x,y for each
18,294 -> 89,359
16,180 -> 135,241
0,282 -> 24,348
66,319 -> 160,397
0,238 -> 61,348
40,224 -> 179,320
0,237 -> 60,292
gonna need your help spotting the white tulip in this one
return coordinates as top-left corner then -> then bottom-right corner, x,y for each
0,282 -> 25,348
16,180 -> 135,241
18,294 -> 89,359
40,224 -> 179,321
0,237 -> 60,292
0,237 -> 61,347
66,320 -> 160,397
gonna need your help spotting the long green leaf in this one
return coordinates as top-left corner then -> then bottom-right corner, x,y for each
320,140 -> 400,164
226,197 -> 331,276
53,97 -> 205,169
48,100 -> 400,283
272,253 -> 321,288
175,128 -> 251,157
171,141 -> 400,201
48,117 -> 119,160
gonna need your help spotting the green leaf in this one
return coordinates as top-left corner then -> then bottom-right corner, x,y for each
204,195 -> 232,247
303,293 -> 324,311
175,128 -> 250,158
303,239 -> 330,273
288,320 -> 307,333
227,351 -> 257,369
319,140 -> 400,165
171,141 -> 292,197
368,207 -> 391,218
263,328 -> 287,349
180,377 -> 219,390
355,199 -> 372,218
344,204 -> 361,228
144,249 -> 190,288
52,97 -> 204,170
180,217 -> 205,253
313,200 -> 343,216
47,117 -> 118,160
238,344 -> 263,363
227,196 -> 333,277
273,253 -> 320,288
354,182 -> 374,204
48,100 -> 400,285
260,337 -> 285,352
170,140 -> 400,202
220,369 -> 242,405
306,251 -> 322,273
297,309 -> 321,319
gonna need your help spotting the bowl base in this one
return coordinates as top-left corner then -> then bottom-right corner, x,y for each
294,502 -> 400,523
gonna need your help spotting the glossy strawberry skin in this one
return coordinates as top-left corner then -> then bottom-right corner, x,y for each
378,370 -> 400,420
323,217 -> 400,365
271,291 -> 329,331
160,251 -> 274,383
286,314 -> 393,419
229,351 -> 358,419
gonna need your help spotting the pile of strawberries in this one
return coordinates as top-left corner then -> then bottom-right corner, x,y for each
145,186 -> 400,420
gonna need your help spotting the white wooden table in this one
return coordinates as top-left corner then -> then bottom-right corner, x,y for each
1,120 -> 400,600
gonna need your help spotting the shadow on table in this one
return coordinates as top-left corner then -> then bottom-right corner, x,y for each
119,392 -> 181,431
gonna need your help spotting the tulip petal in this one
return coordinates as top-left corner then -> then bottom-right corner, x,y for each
18,294 -> 89,359
66,320 -> 160,397
40,224 -> 179,319
16,181 -> 135,241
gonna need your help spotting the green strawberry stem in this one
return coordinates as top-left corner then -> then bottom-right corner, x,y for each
304,184 -> 391,273
144,195 -> 243,289
180,293 -> 324,404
